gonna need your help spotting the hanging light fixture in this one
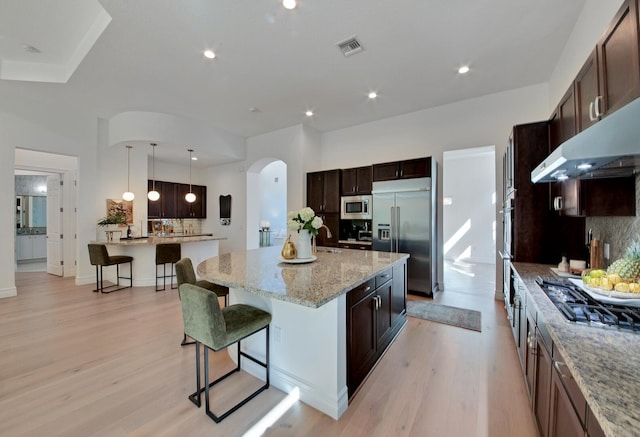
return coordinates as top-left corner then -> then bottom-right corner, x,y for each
122,145 -> 135,201
147,143 -> 160,201
185,149 -> 196,203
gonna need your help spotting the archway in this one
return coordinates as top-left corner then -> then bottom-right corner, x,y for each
246,158 -> 287,250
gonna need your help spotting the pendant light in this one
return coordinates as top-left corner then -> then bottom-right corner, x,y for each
185,149 -> 196,203
147,143 -> 160,201
122,145 -> 135,201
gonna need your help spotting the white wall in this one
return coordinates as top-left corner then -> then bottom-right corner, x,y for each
320,83 -> 550,292
443,147 -> 496,265
548,0 -> 626,109
259,161 -> 288,239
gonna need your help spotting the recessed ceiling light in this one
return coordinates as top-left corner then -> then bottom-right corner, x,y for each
368,91 -> 378,99
557,174 -> 569,181
283,0 -> 297,10
191,156 -> 198,161
458,65 -> 470,74
204,50 -> 216,59
305,110 -> 314,117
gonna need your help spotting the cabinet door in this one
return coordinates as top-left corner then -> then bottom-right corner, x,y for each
598,0 -> 640,116
558,85 -> 577,143
375,281 -> 393,350
322,170 -> 341,213
399,158 -> 430,179
575,49 -> 601,132
548,368 -> 585,437
307,172 -> 324,213
160,181 -> 177,218
356,166 -> 372,194
32,235 -> 47,259
580,177 -> 636,217
341,168 -> 357,195
190,185 -> 207,218
391,262 -> 407,329
16,235 -> 32,261
373,162 -> 400,182
176,183 -> 192,218
347,291 -> 377,396
148,180 -> 162,218
534,332 -> 552,437
525,309 -> 536,402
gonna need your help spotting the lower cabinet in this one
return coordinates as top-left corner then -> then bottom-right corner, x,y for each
534,327 -> 553,437
16,234 -> 46,261
347,262 -> 407,398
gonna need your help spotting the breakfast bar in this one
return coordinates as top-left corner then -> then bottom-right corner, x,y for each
94,235 -> 226,287
197,245 -> 409,419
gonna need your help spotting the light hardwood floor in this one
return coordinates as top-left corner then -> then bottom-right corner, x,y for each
1,261 -> 538,437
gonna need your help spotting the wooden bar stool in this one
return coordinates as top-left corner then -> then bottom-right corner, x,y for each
155,243 -> 181,291
176,257 -> 230,346
87,244 -> 133,293
179,283 -> 271,423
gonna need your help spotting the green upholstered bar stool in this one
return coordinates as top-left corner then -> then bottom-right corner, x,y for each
155,243 -> 181,291
179,283 -> 271,423
87,244 -> 133,293
176,257 -> 230,346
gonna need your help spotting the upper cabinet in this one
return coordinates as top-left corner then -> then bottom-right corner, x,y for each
372,158 -> 431,182
575,49 -> 600,133
341,166 -> 372,195
148,180 -> 207,219
307,169 -> 340,214
597,0 -> 640,117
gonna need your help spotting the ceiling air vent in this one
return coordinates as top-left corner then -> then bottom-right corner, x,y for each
337,36 -> 364,57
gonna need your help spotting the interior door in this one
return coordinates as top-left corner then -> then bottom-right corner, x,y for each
46,174 -> 63,276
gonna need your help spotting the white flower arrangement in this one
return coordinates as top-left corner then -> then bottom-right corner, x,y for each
287,207 -> 323,237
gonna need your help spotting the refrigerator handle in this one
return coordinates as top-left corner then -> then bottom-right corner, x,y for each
395,206 -> 400,253
390,206 -> 395,252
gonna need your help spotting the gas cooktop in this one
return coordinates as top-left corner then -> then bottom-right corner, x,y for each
536,276 -> 640,332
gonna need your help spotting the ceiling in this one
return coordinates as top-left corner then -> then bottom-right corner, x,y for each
0,0 -> 586,165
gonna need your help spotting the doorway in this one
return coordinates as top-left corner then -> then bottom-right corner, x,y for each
15,149 -> 78,277
246,159 -> 287,250
442,146 -> 496,292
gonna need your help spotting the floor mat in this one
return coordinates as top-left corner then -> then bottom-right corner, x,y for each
407,300 -> 482,332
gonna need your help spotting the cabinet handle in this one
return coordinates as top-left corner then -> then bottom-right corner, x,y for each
553,360 -> 571,379
353,185 -> 356,192
395,170 -> 398,177
400,169 -> 404,177
380,274 -> 390,279
588,101 -> 597,122
594,95 -> 603,117
363,286 -> 371,292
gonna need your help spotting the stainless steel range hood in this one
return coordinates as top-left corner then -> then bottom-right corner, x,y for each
531,96 -> 640,183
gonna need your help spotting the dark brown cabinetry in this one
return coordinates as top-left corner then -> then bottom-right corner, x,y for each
548,345 -> 587,437
347,263 -> 407,398
341,166 -> 372,195
307,170 -> 340,247
148,180 -> 206,219
597,0 -> 640,117
307,169 -> 340,214
372,158 -> 430,182
575,49 -> 601,132
176,183 -> 207,218
534,326 -> 553,437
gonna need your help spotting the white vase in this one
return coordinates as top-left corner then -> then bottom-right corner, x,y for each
297,229 -> 313,259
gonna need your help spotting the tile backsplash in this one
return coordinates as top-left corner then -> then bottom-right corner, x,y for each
586,173 -> 640,262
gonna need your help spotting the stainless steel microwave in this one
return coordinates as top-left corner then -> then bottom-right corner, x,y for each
341,195 -> 372,220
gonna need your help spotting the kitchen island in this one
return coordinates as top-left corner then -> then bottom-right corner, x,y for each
94,234 -> 225,287
197,245 -> 409,419
512,262 -> 640,437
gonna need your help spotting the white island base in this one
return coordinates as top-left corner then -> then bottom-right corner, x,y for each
230,287 -> 348,420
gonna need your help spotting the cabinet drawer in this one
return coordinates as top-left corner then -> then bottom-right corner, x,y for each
375,268 -> 393,288
348,278 -> 375,305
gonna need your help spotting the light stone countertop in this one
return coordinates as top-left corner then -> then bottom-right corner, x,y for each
512,262 -> 640,437
197,245 -> 409,309
94,235 -> 226,246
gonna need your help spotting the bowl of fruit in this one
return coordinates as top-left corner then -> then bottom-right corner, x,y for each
581,238 -> 640,298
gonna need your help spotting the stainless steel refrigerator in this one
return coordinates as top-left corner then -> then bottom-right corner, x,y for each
372,176 -> 437,296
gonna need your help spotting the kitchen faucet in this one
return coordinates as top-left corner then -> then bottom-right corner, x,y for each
320,224 -> 332,239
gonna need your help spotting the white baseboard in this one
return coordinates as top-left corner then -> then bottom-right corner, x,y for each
241,352 -> 348,420
0,286 -> 18,298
